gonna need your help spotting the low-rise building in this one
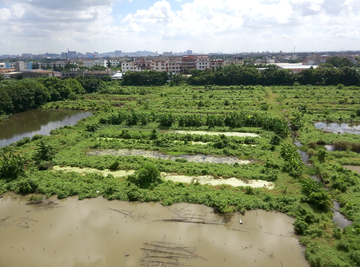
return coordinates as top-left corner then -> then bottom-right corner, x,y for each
21,70 -> 61,78
168,59 -> 182,74
196,55 -> 210,70
121,62 -> 142,72
181,55 -> 196,72
152,60 -> 168,72
210,59 -> 224,70
83,60 -> 107,68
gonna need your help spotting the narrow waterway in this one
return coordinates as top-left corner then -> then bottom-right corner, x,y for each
294,140 -> 352,228
0,194 -> 309,267
0,109 -> 92,147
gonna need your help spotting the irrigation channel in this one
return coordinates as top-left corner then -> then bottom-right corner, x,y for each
294,141 -> 353,228
0,194 -> 309,267
0,109 -> 92,148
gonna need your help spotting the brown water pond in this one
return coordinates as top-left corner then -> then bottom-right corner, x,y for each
0,109 -> 92,148
0,194 -> 309,267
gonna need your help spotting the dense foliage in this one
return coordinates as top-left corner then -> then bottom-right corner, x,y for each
0,78 -> 86,114
2,83 -> 360,267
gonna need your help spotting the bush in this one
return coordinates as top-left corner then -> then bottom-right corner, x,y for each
270,135 -> 281,146
336,239 -> 349,252
129,163 -> 162,188
0,152 -> 26,180
294,218 -> 309,235
350,251 -> 360,266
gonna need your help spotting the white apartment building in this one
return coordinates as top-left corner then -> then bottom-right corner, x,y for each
15,61 -> 32,71
168,60 -> 182,73
109,60 -> 121,67
82,60 -> 107,68
152,61 -> 168,72
121,62 -> 142,72
196,55 -> 210,70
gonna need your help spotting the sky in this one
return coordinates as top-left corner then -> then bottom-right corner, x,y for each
0,0 -> 359,55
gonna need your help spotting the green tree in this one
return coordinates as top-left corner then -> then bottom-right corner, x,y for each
107,58 -> 111,68
0,87 -> 12,114
129,163 -> 162,188
326,56 -> 354,68
0,152 -> 26,180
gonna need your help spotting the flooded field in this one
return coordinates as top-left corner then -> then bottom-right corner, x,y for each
0,194 -> 309,267
332,201 -> 353,229
86,149 -> 251,165
314,122 -> 360,134
52,166 -> 273,189
0,109 -> 92,148
171,131 -> 260,137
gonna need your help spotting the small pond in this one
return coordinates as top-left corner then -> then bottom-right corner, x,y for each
314,122 -> 360,134
0,109 -> 92,148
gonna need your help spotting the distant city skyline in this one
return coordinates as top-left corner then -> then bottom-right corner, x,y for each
1,0 -> 359,55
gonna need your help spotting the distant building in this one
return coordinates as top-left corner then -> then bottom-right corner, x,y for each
152,60 -> 168,71
181,55 -> 196,71
115,50 -> 122,57
82,60 -> 107,68
15,61 -> 32,71
61,70 -> 113,79
67,51 -> 77,59
21,70 -> 61,78
121,62 -> 142,72
275,63 -> 318,73
163,51 -> 173,57
196,55 -> 210,70
112,73 -> 123,80
210,59 -> 224,70
224,57 -> 244,66
168,59 -> 182,74
187,50 -> 193,55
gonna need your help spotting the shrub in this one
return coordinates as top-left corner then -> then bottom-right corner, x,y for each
0,152 -> 26,180
294,218 -> 309,235
129,163 -> 162,188
270,135 -> 281,146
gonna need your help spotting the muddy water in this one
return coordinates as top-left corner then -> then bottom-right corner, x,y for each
0,109 -> 92,147
294,141 -> 352,227
0,195 -> 309,267
332,201 -> 353,229
314,122 -> 360,134
86,149 -> 251,165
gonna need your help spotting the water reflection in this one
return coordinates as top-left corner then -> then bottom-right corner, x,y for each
0,109 -> 92,147
314,122 -> 360,134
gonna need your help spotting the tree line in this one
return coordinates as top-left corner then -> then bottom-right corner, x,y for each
0,75 -> 104,115
119,65 -> 360,87
187,65 -> 360,87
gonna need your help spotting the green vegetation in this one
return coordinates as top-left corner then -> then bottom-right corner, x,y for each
2,83 -> 360,267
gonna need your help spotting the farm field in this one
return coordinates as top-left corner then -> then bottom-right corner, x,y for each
2,84 -> 360,267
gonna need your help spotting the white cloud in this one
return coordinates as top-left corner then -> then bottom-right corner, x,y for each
1,0 -> 360,54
